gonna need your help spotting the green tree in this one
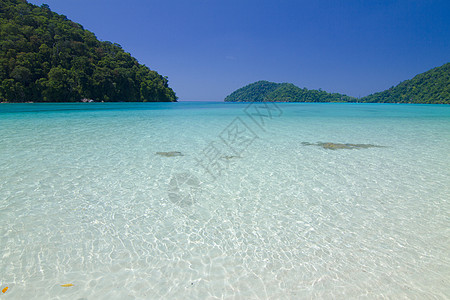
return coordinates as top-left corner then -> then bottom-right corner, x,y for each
0,0 -> 177,102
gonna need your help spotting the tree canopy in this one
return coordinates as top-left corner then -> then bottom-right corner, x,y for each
225,63 -> 449,104
0,0 -> 177,102
224,81 -> 355,102
361,63 -> 449,104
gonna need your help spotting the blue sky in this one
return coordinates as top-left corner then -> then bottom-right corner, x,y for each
28,0 -> 450,101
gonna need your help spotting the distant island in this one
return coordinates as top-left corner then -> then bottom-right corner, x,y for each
224,81 -> 356,103
0,0 -> 177,102
361,63 -> 449,104
225,63 -> 450,104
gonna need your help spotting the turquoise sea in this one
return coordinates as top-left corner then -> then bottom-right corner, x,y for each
0,102 -> 449,299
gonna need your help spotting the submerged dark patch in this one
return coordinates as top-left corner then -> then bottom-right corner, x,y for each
222,155 -> 241,160
156,151 -> 184,157
302,142 -> 385,150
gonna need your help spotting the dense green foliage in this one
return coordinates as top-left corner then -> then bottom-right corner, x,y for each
268,83 -> 355,102
224,81 -> 355,102
0,0 -> 177,102
224,81 -> 281,102
361,63 -> 449,104
226,63 -> 450,104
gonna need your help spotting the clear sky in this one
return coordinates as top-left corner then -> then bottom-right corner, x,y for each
28,0 -> 450,101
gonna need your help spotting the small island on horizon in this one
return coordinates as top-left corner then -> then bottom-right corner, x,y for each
225,62 -> 449,104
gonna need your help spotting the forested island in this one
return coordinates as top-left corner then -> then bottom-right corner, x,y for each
225,63 -> 450,104
224,81 -> 356,103
361,63 -> 449,104
0,0 -> 177,102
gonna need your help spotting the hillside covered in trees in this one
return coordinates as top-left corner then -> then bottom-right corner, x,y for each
225,63 -> 449,104
224,81 -> 356,102
361,63 -> 449,104
0,0 -> 177,102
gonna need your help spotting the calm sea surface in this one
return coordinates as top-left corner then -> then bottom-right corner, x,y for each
0,102 -> 449,299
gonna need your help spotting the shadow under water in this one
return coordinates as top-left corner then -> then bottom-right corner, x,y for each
302,142 -> 385,150
222,155 -> 241,160
156,151 -> 184,157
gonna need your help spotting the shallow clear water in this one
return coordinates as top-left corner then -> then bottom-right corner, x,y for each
0,102 -> 449,299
